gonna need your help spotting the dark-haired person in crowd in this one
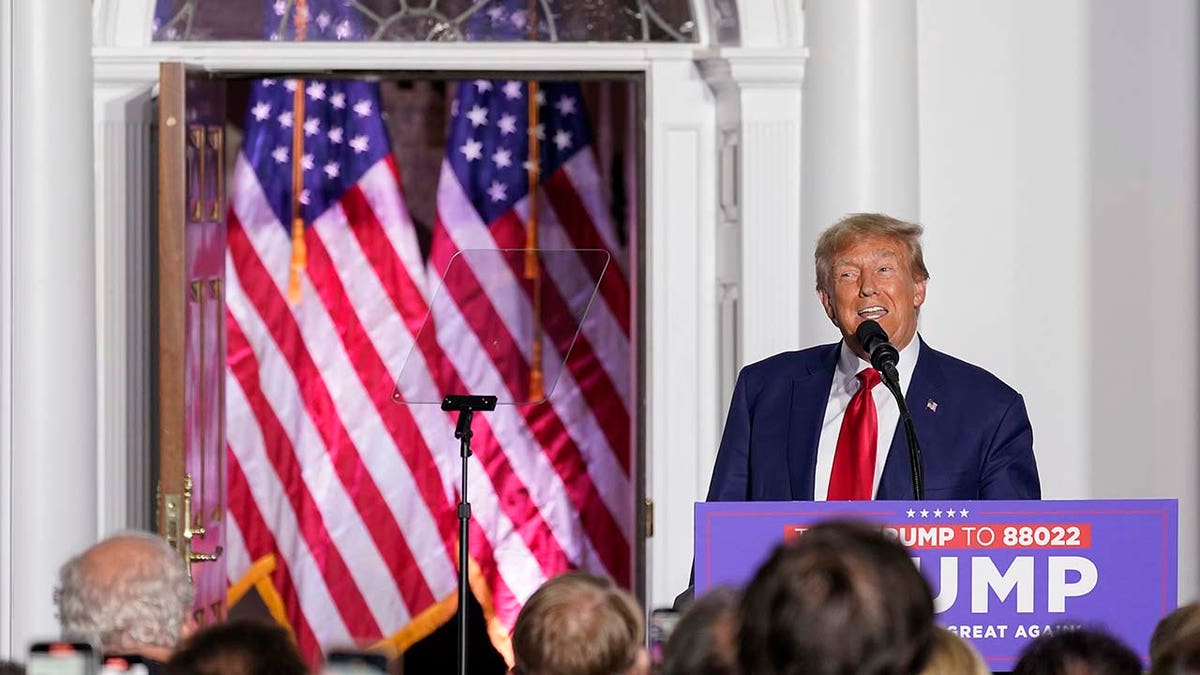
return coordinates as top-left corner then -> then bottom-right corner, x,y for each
737,520 -> 935,675
707,213 -> 1040,504
660,587 -> 738,675
54,531 -> 196,672
1012,627 -> 1141,675
0,661 -> 23,675
510,572 -> 648,675
164,620 -> 307,675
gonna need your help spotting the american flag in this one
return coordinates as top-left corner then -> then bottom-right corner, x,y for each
429,78 -> 634,649
223,76 -> 462,661
222,72 -> 634,663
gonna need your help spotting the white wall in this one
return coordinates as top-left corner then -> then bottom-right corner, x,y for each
916,0 -> 1198,598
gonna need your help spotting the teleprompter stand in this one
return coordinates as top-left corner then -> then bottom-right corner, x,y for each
441,394 -> 497,675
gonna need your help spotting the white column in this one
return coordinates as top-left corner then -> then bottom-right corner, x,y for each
3,0 -> 98,656
801,0 -> 919,345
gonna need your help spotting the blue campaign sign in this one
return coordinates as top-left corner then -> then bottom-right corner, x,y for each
695,499 -> 1177,669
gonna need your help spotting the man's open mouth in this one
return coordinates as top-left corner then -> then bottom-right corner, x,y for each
857,306 -> 888,320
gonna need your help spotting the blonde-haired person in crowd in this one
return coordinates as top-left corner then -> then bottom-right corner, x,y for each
511,572 -> 649,675
920,627 -> 989,675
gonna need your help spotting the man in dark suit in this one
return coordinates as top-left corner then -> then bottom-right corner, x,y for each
707,213 -> 1039,503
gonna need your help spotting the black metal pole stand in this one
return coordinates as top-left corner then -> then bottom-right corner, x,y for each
879,369 -> 925,500
441,395 -> 496,675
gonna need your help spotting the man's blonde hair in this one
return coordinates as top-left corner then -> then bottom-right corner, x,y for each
512,572 -> 643,675
814,213 -> 930,291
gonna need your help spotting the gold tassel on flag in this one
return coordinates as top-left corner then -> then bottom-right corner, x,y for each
286,0 -> 309,305
525,78 -> 545,402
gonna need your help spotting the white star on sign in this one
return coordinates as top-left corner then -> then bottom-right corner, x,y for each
474,80 -> 493,93
946,508 -> 956,518
301,153 -> 314,171
277,111 -> 293,128
304,117 -> 320,136
460,139 -> 483,162
553,129 -> 573,150
487,181 -> 508,202
328,127 -> 343,144
555,95 -> 577,116
466,105 -> 489,128
349,134 -> 370,154
353,99 -> 373,118
323,161 -> 340,179
330,93 -> 346,110
251,101 -> 271,122
906,509 -> 916,518
503,81 -> 523,100
498,114 -> 518,136
492,148 -> 513,169
960,509 -> 969,517
920,509 -> 929,518
933,509 -> 943,518
306,82 -> 326,101
271,146 -> 289,164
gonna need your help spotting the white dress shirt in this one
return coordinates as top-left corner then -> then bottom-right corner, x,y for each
813,336 -> 921,500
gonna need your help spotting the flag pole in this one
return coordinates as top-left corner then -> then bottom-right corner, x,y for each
525,0 -> 545,402
286,0 -> 309,305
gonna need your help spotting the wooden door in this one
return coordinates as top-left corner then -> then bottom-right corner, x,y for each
156,62 -> 228,627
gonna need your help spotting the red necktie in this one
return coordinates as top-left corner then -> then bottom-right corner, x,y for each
827,368 -> 883,500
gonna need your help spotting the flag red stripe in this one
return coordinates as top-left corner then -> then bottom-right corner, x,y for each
225,308 -> 383,640
227,447 -> 323,662
429,224 -> 631,584
542,169 -> 631,334
228,216 -> 437,623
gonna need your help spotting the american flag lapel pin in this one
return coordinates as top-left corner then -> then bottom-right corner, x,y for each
926,399 -> 938,412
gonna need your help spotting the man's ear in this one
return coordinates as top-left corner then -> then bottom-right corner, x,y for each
913,277 -> 928,309
818,287 -> 836,322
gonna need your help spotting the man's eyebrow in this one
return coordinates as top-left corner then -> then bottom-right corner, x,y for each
833,249 -> 898,266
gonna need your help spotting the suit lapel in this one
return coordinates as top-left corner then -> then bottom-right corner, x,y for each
786,344 -> 839,500
878,338 -> 946,499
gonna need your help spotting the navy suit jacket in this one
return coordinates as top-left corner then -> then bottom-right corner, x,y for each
707,339 -> 1040,502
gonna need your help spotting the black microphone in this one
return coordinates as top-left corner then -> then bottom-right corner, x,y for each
853,319 -> 925,500
854,319 -> 900,382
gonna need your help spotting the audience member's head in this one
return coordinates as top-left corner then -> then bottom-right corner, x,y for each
921,626 -> 989,675
737,519 -> 935,675
54,531 -> 195,661
1154,603 -> 1200,665
661,587 -> 739,675
1012,627 -> 1141,675
1153,631 -> 1200,675
0,661 -> 24,675
511,571 -> 648,675
164,620 -> 307,675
